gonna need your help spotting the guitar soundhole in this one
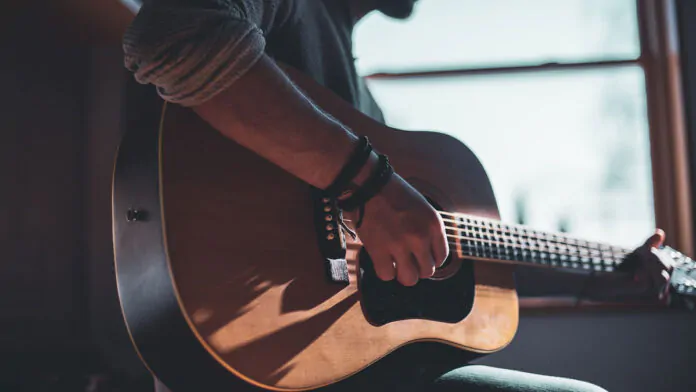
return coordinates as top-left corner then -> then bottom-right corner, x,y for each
358,249 -> 475,326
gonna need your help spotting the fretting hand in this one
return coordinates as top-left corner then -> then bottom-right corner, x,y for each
616,229 -> 673,302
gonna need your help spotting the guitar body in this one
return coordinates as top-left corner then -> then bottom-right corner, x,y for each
113,71 -> 518,391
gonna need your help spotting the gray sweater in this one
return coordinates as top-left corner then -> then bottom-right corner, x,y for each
123,0 -> 384,121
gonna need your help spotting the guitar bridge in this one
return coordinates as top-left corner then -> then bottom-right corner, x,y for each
311,188 -> 350,284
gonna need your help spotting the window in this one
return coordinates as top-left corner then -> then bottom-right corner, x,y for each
355,0 -> 640,74
354,0 -> 691,257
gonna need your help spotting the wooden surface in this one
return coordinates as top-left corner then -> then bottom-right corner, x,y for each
158,68 -> 519,390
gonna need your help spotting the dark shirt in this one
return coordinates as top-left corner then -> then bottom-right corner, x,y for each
123,0 -> 384,122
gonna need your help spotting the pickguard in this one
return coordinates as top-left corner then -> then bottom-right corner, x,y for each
358,248 -> 476,326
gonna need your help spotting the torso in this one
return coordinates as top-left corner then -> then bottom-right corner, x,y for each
265,0 -> 385,122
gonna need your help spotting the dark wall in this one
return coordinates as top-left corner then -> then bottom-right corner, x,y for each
476,310 -> 696,391
0,28 -> 145,387
0,39 -> 89,355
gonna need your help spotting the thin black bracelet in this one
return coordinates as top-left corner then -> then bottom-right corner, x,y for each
324,136 -> 373,197
338,153 -> 394,212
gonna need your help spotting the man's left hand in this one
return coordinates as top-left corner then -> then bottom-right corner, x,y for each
618,229 -> 673,302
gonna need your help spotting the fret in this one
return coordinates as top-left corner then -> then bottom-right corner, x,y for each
448,214 -> 631,273
493,224 -> 502,259
580,239 -> 592,265
472,222 -> 483,258
539,238 -> 549,265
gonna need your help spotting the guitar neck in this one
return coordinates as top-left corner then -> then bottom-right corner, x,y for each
443,213 -> 632,273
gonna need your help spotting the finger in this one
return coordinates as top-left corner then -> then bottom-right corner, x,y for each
645,259 -> 671,291
644,228 -> 665,248
431,220 -> 449,267
369,249 -> 396,281
393,250 -> 420,287
661,269 -> 671,282
659,273 -> 672,302
414,246 -> 436,279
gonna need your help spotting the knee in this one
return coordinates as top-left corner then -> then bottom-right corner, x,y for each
559,379 -> 608,392
432,365 -> 608,392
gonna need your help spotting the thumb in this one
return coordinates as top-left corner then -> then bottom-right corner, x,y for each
644,228 -> 665,249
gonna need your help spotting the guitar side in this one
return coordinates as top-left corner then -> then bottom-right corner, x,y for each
112,75 -> 519,391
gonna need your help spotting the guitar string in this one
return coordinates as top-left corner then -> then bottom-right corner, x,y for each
343,209 -> 628,262
440,216 -> 595,246
436,217 -> 628,258
345,235 -> 622,263
441,229 -> 626,259
445,231 -> 629,256
343,212 -> 626,261
442,241 -> 616,271
436,215 -> 630,261
345,238 -> 623,268
344,207 -> 621,251
445,240 -> 626,262
442,235 -> 626,264
436,210 -> 628,253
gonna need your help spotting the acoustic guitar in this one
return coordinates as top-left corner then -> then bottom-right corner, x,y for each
112,67 -> 696,391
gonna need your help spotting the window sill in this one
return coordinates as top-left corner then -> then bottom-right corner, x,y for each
518,296 -> 671,315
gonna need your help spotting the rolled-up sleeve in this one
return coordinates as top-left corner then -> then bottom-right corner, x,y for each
123,1 -> 280,106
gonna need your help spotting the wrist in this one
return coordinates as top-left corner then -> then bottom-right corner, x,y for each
323,136 -> 372,193
351,151 -> 379,186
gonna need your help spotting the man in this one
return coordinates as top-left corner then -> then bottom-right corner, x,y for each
123,1 -> 670,390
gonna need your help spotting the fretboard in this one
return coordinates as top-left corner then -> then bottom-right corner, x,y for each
443,214 -> 632,273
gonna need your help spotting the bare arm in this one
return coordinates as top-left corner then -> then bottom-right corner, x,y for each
191,54 -> 373,189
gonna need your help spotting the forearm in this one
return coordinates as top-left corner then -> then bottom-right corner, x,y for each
124,1 -> 374,188
191,55 -> 371,189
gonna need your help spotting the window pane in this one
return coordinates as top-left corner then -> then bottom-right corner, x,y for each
354,0 -> 640,75
366,66 -> 653,248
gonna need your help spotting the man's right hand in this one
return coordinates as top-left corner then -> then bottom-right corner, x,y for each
355,174 -> 450,286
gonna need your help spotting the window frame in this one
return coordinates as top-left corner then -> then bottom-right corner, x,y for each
361,0 -> 692,309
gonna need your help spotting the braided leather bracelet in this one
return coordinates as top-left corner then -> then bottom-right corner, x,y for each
338,153 -> 394,213
324,136 -> 373,197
